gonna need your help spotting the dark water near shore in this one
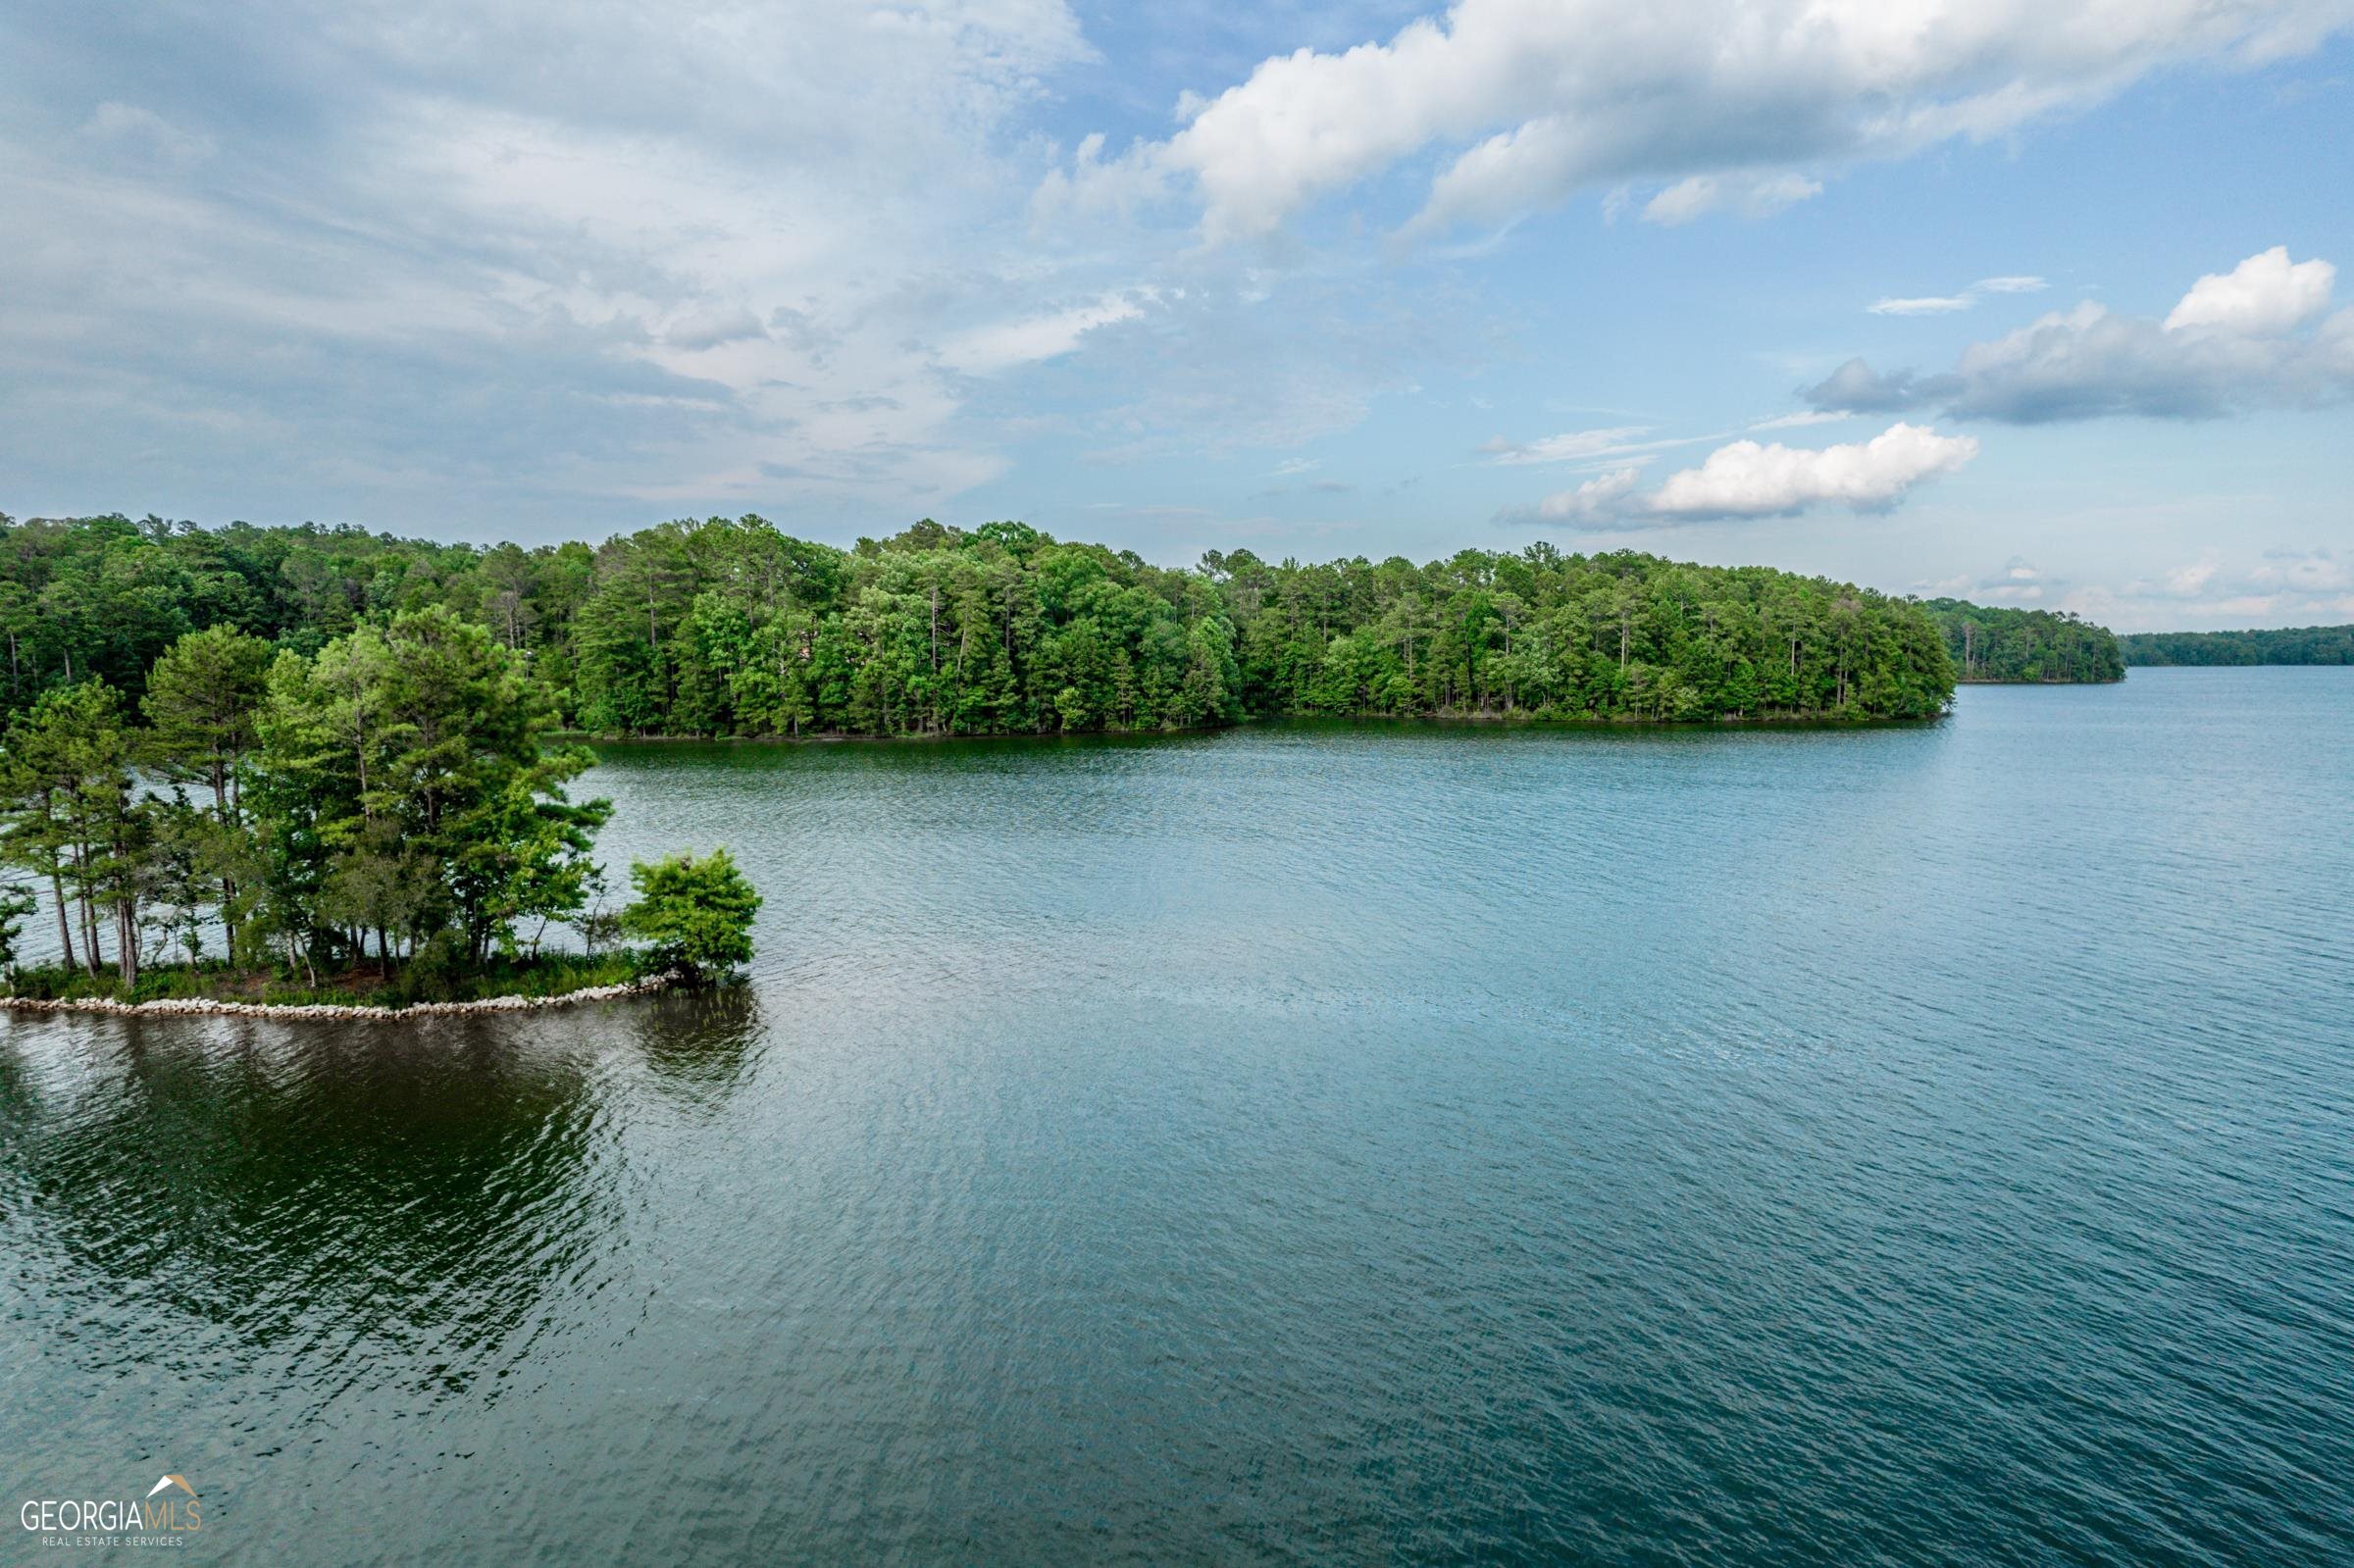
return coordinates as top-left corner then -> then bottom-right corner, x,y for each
4,668 -> 2350,1564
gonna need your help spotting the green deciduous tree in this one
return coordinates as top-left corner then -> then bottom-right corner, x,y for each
619,848 -> 761,984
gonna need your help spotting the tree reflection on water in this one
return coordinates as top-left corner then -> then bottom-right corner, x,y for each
0,990 -> 764,1409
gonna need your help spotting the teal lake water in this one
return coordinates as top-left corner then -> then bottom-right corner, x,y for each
4,667 -> 2350,1563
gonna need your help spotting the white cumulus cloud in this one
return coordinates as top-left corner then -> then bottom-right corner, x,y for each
1646,422 -> 1979,519
2164,244 -> 2336,333
1515,422 -> 1977,527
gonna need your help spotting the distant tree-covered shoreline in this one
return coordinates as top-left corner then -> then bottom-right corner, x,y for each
2120,625 -> 2354,666
0,513 -> 1957,739
1923,600 -> 2124,683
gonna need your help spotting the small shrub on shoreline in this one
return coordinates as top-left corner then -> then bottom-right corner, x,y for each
618,850 -> 761,985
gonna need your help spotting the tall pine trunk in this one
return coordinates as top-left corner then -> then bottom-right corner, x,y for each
116,901 -> 136,986
50,872 -> 75,972
76,842 -> 102,976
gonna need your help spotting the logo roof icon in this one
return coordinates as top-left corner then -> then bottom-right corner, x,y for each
144,1475 -> 196,1500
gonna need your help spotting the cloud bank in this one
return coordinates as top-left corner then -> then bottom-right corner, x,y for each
0,0 -> 1120,531
2060,546 -> 2354,630
1044,0 -> 2353,242
1808,247 -> 2354,423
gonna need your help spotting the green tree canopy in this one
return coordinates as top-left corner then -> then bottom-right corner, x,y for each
143,624 -> 274,816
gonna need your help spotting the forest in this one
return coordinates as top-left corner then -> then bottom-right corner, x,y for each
1922,600 -> 2124,683
2120,625 -> 2354,665
0,512 -> 1958,739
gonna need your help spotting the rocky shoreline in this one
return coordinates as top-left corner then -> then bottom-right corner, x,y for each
2,971 -> 677,1022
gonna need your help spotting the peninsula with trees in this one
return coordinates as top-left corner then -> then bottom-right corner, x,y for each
2,513 -> 1959,745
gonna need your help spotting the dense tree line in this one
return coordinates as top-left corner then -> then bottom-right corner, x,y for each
1924,600 -> 2124,683
2120,625 -> 2354,666
1,513 -> 1958,739
1205,542 -> 1955,722
0,602 -> 758,999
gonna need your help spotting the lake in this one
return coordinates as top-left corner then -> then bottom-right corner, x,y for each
4,667 -> 2350,1564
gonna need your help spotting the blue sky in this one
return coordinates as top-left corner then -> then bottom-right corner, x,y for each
3,0 -> 2351,629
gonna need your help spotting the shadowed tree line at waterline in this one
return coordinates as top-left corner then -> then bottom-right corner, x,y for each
0,513 -> 1959,739
1923,601 -> 2124,684
0,603 -> 761,1002
2120,624 -> 2354,666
